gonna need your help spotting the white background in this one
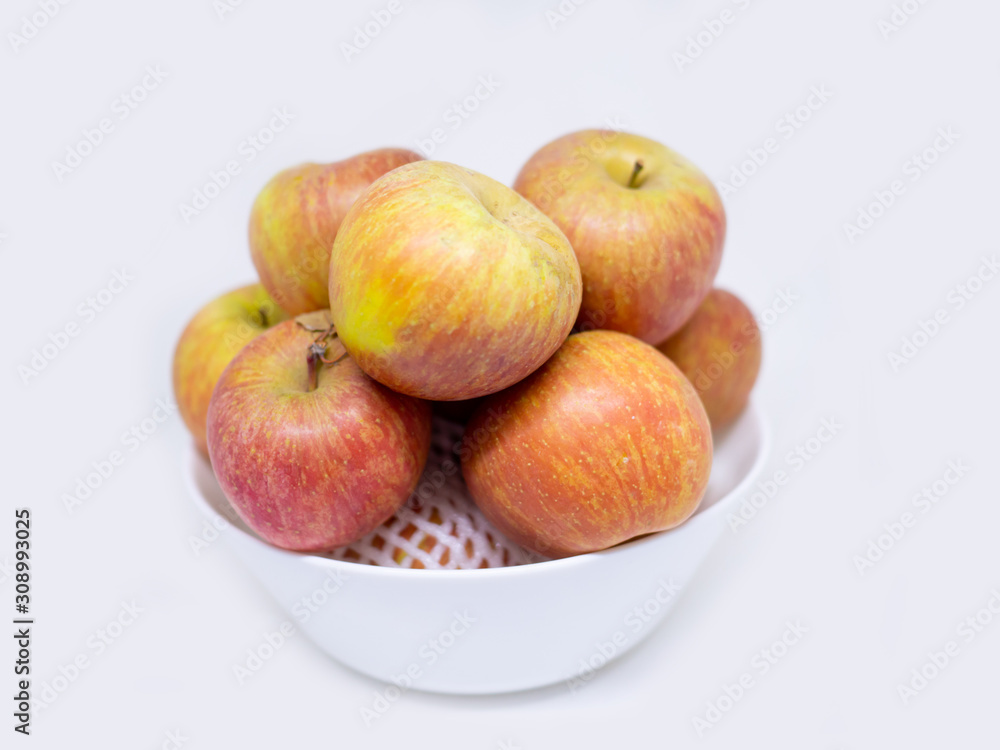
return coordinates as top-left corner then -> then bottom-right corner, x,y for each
3,0 -> 999,747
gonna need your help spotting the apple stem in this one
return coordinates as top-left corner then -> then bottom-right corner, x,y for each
258,306 -> 269,327
627,160 -> 644,188
310,323 -> 336,345
319,350 -> 348,366
304,324 -> 346,391
306,343 -> 325,392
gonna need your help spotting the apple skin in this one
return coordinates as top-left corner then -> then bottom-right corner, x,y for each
462,330 -> 712,558
513,129 -> 725,344
249,148 -> 423,315
328,161 -> 583,401
172,283 -> 289,458
206,320 -> 432,552
657,288 -> 761,430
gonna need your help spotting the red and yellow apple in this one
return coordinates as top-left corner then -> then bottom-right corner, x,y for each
657,288 -> 761,430
206,316 -> 432,552
172,283 -> 288,457
462,330 -> 713,558
249,148 -> 423,315
328,161 -> 583,401
513,129 -> 725,344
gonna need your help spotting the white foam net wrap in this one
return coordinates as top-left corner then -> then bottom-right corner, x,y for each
326,418 -> 544,570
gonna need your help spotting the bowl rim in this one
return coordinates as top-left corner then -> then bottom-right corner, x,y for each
186,400 -> 770,580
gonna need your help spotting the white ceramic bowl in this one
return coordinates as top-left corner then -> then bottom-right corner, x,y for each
186,402 -> 768,694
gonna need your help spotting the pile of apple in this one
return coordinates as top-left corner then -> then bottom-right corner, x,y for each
173,129 -> 762,564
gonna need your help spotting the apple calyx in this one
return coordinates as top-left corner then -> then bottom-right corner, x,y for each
627,160 -> 644,189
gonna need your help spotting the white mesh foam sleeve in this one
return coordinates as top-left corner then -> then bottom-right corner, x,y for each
327,417 -> 544,569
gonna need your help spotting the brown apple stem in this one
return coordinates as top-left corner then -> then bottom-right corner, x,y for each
258,306 -> 269,327
304,324 -> 346,390
627,160 -> 644,188
320,351 -> 349,366
306,342 -> 326,392
313,324 -> 337,345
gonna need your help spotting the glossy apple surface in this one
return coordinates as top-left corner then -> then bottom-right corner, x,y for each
207,318 -> 432,552
514,129 -> 725,343
249,148 -> 423,315
462,330 -> 712,558
658,288 -> 761,430
172,283 -> 288,457
328,160 -> 582,401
